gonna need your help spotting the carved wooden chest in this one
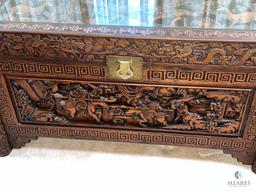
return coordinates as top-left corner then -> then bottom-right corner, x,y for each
0,0 -> 255,172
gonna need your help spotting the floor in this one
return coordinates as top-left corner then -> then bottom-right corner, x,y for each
0,137 -> 255,192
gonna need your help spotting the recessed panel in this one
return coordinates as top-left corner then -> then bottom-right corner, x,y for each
7,76 -> 252,137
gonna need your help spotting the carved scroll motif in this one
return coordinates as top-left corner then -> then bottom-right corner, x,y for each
9,79 -> 249,135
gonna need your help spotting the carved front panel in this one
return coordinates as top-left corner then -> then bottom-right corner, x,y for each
7,77 -> 251,137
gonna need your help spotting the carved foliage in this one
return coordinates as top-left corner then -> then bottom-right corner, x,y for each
1,33 -> 256,65
10,79 -> 249,135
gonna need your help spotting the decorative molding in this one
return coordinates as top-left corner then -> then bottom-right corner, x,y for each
8,125 -> 256,151
0,76 -> 16,126
0,61 -> 106,78
1,22 -> 256,42
245,94 -> 256,141
1,32 -> 256,66
0,75 -> 37,152
147,70 -> 256,84
1,61 -> 256,87
249,111 -> 256,137
0,76 -> 14,155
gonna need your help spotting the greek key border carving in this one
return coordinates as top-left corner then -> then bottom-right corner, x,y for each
0,76 -> 16,126
1,61 -> 256,86
8,126 -> 256,151
247,96 -> 256,140
147,70 -> 256,84
0,76 -> 15,155
0,62 -> 106,78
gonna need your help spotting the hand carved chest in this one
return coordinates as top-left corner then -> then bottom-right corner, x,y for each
0,0 -> 255,173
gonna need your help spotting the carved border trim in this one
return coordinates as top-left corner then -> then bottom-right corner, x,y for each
0,76 -> 13,155
147,70 -> 256,84
8,125 -> 256,151
246,94 -> 256,141
0,61 -> 106,78
1,61 -> 256,86
1,22 -> 256,42
0,76 -> 16,126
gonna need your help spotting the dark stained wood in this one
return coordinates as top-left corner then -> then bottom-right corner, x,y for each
223,150 -> 256,165
0,18 -> 256,173
9,78 -> 249,135
1,32 -> 256,66
0,117 -> 11,156
253,158 -> 256,173
8,136 -> 37,148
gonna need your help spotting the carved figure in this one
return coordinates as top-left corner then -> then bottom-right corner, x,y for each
11,79 -> 248,134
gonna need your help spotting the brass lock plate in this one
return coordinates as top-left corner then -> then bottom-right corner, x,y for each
107,56 -> 143,80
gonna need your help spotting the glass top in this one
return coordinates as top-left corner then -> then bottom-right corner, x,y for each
0,0 -> 256,30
